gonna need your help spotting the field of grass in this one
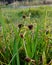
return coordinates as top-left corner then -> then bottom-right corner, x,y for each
0,6 -> 52,65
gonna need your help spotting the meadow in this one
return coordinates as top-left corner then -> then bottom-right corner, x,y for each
0,6 -> 52,65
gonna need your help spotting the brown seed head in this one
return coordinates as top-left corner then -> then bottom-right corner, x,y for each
22,15 -> 26,19
28,25 -> 33,30
20,33 -> 24,38
25,57 -> 31,62
18,24 -> 24,29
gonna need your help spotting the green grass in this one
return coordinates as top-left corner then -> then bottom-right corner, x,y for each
0,6 -> 52,65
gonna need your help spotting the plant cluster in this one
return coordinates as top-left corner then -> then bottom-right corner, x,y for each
0,7 -> 52,65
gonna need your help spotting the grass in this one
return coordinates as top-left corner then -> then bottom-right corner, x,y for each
0,6 -> 52,65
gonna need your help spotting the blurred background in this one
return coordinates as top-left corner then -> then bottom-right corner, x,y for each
0,0 -> 52,6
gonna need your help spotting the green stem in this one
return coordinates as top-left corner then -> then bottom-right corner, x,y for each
23,39 -> 28,57
28,63 -> 30,65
